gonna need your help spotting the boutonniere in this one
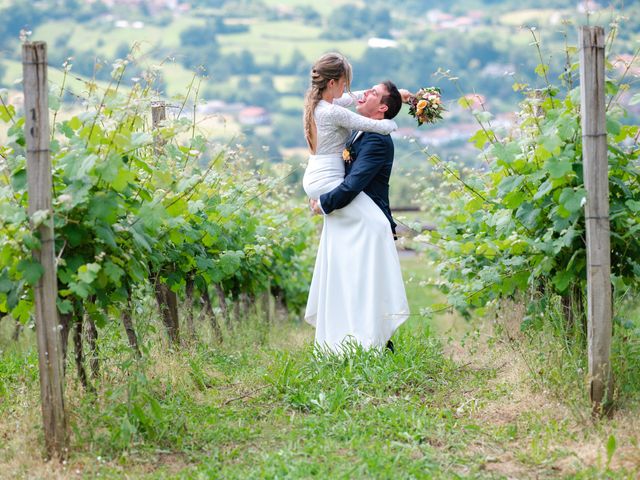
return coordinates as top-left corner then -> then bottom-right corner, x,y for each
342,147 -> 353,164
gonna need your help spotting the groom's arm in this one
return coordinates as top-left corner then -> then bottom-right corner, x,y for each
318,135 -> 388,214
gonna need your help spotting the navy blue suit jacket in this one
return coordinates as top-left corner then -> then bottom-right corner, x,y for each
319,131 -> 397,235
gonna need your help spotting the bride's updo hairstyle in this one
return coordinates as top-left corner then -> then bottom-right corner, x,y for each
303,52 -> 352,151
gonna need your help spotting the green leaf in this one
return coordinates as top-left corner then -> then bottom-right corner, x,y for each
166,198 -> 188,217
131,229 -> 153,253
77,263 -> 101,284
464,197 -> 484,213
534,64 -> 549,77
17,259 -> 44,285
606,117 -> 621,136
49,95 -> 61,112
111,168 -> 136,192
11,168 -> 27,191
89,192 -> 119,224
95,224 -> 118,249
552,269 -> 573,292
68,280 -> 90,299
626,200 -> 640,213
11,298 -> 33,323
138,203 -> 166,231
503,191 -> 526,209
516,202 -> 541,229
468,129 -> 490,149
22,233 -> 41,250
492,143 -> 520,166
605,80 -> 619,96
474,111 -> 493,123
0,271 -> 12,293
533,179 -> 553,200
131,132 -> 153,148
497,175 -> 524,197
559,188 -> 586,213
68,116 -> 82,131
0,104 -> 16,122
542,134 -> 562,154
31,209 -> 50,227
457,97 -> 473,109
57,298 -> 73,314
544,158 -> 573,179
557,121 -> 576,141
95,153 -> 123,183
218,251 -> 244,275
104,261 -> 125,286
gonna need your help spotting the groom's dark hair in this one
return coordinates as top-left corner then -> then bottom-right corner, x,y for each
381,80 -> 402,119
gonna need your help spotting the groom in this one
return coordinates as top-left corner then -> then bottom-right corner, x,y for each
310,80 -> 404,237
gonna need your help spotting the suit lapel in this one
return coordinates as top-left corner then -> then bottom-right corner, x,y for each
347,130 -> 359,147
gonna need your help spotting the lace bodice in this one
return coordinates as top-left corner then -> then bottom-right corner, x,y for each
313,91 -> 397,155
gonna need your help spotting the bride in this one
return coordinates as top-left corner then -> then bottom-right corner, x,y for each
302,52 -> 410,352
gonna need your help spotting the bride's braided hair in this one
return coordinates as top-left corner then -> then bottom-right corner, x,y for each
303,52 -> 352,152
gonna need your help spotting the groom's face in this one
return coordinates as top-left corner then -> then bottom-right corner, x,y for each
356,84 -> 389,119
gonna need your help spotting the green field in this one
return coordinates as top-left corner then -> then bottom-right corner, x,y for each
262,0 -> 359,16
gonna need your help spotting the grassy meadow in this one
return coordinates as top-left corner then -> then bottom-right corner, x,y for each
1,256 -> 640,479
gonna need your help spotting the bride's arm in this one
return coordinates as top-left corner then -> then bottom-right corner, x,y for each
329,104 -> 397,135
333,90 -> 365,108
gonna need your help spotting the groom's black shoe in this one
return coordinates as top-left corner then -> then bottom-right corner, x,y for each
385,340 -> 395,354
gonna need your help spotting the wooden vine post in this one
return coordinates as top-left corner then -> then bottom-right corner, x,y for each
23,41 -> 68,458
579,26 -> 613,415
151,102 -> 180,344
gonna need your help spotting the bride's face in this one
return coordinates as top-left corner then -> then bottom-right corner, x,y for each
329,76 -> 347,98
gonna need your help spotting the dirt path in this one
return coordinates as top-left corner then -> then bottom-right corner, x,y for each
438,303 -> 640,478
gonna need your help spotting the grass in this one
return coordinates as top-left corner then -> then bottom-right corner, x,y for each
1,257 -> 640,478
31,16 -> 203,59
261,0 -> 355,16
216,20 -> 367,65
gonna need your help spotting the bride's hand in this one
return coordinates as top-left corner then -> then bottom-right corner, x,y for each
399,89 -> 413,104
309,198 -> 323,215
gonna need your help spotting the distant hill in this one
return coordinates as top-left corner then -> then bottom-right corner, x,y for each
1,0 -> 638,204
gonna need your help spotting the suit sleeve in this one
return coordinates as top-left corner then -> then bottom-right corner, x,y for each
319,135 -> 388,214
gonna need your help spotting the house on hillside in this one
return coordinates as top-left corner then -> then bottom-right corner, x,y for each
368,37 -> 398,49
427,9 -> 478,31
197,100 -> 244,115
97,0 -> 181,13
427,10 -> 454,25
238,106 -> 271,126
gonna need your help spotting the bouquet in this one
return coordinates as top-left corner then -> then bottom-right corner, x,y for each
408,87 -> 445,126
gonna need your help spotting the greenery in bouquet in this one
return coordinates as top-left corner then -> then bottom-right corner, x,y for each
408,87 -> 445,126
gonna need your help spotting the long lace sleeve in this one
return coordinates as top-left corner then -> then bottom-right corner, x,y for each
333,90 -> 365,108
327,104 -> 397,135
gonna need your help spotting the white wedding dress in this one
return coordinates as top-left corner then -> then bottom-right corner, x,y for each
303,93 -> 410,352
